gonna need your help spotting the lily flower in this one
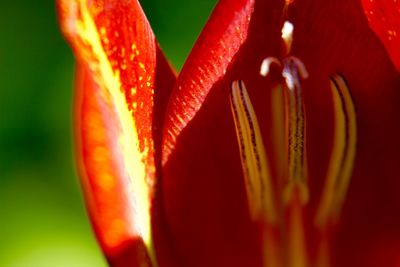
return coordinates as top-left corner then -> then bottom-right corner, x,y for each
57,0 -> 400,267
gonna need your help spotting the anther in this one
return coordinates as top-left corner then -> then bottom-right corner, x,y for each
280,57 -> 309,206
260,57 -> 282,77
315,74 -> 357,227
229,80 -> 277,223
282,57 -> 308,91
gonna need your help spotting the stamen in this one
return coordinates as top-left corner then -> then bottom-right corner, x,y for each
282,57 -> 309,91
229,80 -> 277,223
288,57 -> 309,79
315,75 -> 357,227
287,200 -> 308,267
280,58 -> 309,267
282,58 -> 309,205
260,57 -> 282,77
242,48 -> 355,266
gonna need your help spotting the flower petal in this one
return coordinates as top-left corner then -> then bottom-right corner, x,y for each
58,0 -> 176,265
162,0 -> 285,266
162,0 -> 400,266
361,0 -> 400,72
288,0 -> 400,265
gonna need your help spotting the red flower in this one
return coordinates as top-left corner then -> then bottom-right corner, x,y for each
57,0 -> 400,266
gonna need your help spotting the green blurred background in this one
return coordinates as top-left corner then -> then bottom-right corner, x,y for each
0,0 -> 216,266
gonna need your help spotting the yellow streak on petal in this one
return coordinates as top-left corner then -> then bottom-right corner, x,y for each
63,0 -> 156,265
230,80 -> 277,224
315,75 -> 357,227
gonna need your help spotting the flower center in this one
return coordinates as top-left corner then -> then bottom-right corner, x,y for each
229,21 -> 357,267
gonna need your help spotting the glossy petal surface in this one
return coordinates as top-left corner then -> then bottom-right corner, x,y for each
162,0 -> 285,266
361,0 -> 400,71
58,0 -> 175,265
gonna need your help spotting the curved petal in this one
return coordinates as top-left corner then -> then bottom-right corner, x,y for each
162,0 -> 259,161
57,0 -> 176,265
361,0 -> 400,72
162,0 -> 285,266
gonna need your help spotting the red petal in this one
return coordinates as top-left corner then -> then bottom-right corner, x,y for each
57,0 -> 176,265
162,0 -> 285,266
361,0 -> 400,72
288,0 -> 400,265
163,0 -> 262,161
162,0 -> 400,266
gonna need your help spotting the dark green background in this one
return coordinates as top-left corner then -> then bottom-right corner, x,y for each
0,0 -> 216,266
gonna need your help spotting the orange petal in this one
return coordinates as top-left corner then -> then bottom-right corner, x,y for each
57,0 -> 176,265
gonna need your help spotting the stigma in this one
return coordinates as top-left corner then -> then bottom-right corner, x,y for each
282,21 -> 294,53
